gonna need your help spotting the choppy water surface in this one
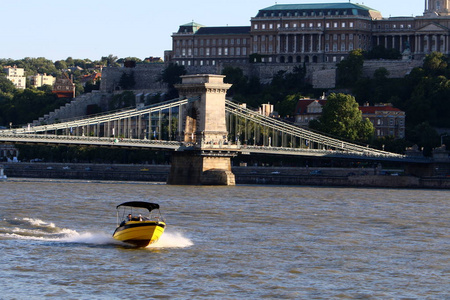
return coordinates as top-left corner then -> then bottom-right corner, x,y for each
0,179 -> 449,299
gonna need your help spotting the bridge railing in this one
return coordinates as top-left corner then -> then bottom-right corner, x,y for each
225,100 -> 404,158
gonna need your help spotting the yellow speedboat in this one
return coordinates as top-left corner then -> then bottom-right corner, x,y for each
113,201 -> 166,247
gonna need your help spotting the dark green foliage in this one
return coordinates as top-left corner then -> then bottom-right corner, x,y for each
222,65 -> 312,116
364,45 -> 401,60
110,91 -> 135,110
336,49 -> 364,87
0,89 -> 66,126
118,71 -> 135,90
160,63 -> 186,99
407,122 -> 441,156
309,93 -> 375,142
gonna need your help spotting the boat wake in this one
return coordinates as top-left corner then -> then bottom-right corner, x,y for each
146,231 -> 194,249
0,217 -> 193,248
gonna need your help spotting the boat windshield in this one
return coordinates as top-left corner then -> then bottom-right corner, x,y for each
115,202 -> 164,226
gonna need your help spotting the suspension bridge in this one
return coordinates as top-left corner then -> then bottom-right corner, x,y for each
0,74 -> 412,184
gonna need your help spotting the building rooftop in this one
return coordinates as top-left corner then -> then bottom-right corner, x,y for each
196,26 -> 251,35
256,3 -> 381,19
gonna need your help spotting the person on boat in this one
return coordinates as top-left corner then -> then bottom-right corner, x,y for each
127,214 -> 132,221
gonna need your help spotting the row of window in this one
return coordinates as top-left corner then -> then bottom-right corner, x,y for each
176,47 -> 248,57
375,23 -> 413,29
261,10 -> 357,18
174,59 -> 248,66
176,38 -> 248,47
253,21 -> 366,30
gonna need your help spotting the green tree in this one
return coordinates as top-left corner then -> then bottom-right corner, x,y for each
276,93 -> 303,118
336,49 -> 364,87
222,66 -> 248,97
423,52 -> 448,76
160,63 -> 186,99
310,93 -> 374,141
110,91 -> 135,110
118,72 -> 136,90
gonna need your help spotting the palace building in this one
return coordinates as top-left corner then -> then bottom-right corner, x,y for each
166,0 -> 450,66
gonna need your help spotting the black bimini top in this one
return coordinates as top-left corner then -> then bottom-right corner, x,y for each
116,201 -> 160,211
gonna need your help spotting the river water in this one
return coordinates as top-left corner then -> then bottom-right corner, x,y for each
0,178 -> 448,299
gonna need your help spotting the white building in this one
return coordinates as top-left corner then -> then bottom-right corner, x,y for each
3,66 -> 26,89
30,73 -> 56,88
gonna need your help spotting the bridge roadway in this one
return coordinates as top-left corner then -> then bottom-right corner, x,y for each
0,132 -> 429,163
0,96 -> 417,161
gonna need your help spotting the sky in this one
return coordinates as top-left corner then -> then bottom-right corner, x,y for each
1,0 -> 427,62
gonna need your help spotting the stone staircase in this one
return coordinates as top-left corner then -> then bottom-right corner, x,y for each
32,91 -> 106,126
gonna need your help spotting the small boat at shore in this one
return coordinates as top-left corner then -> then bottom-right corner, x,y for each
112,201 -> 166,247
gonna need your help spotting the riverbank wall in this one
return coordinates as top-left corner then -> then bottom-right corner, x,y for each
3,163 -> 449,189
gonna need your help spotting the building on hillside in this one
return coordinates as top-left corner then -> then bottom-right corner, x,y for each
79,72 -> 101,87
3,66 -> 26,89
52,73 -> 75,98
166,22 -> 251,67
294,98 -> 328,126
294,98 -> 406,139
29,73 -> 56,88
144,56 -> 163,63
259,103 -> 276,117
167,0 -> 450,66
359,103 -> 406,139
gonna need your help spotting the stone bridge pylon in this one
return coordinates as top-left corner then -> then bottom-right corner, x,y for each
167,74 -> 239,185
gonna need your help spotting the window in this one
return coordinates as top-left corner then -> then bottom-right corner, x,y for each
350,22 -> 354,28
342,22 -> 346,28
269,24 -> 273,29
334,22 -> 338,28
262,24 -> 266,29
254,24 -> 258,30
326,22 -> 330,28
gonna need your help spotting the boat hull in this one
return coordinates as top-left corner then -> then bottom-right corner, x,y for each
113,221 -> 166,247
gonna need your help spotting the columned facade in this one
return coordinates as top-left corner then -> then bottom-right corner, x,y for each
167,2 -> 450,66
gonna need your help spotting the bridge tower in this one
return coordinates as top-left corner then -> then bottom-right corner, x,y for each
167,74 -> 238,185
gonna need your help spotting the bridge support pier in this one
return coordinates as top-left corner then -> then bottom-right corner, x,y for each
167,150 -> 235,185
167,74 -> 238,185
